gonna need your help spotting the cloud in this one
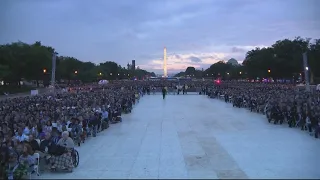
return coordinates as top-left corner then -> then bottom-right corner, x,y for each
231,47 -> 247,53
0,0 -> 318,73
138,44 -> 271,73
189,56 -> 202,63
139,52 -> 227,73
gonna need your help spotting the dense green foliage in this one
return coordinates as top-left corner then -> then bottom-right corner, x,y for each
176,37 -> 320,83
0,41 -> 156,86
1,37 -> 319,88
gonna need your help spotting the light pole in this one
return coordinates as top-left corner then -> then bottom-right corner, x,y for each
51,52 -> 58,92
302,52 -> 310,92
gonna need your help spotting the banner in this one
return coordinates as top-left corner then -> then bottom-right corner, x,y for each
30,90 -> 39,96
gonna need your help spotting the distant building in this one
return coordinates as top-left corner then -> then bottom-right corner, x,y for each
227,58 -> 239,66
132,60 -> 136,71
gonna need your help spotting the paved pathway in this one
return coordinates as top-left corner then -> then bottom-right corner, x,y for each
41,95 -> 320,179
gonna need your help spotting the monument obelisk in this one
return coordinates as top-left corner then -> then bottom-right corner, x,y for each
163,47 -> 167,77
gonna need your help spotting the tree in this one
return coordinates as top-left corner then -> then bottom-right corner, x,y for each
204,61 -> 233,79
174,72 -> 185,77
0,65 -> 10,80
23,42 -> 52,85
177,37 -> 319,81
243,47 -> 275,78
185,67 -> 196,76
242,37 -> 319,82
0,41 -> 156,87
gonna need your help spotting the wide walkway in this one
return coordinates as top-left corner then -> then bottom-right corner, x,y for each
42,95 -> 320,179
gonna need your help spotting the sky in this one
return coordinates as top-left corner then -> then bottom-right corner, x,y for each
1,0 -> 319,74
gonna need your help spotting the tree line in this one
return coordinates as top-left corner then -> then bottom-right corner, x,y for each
175,37 -> 320,83
1,37 -> 319,88
0,41 -> 156,87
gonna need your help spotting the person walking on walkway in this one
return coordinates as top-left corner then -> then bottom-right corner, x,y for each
162,87 -> 167,99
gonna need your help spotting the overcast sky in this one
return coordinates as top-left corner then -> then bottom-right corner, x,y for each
1,0 -> 319,73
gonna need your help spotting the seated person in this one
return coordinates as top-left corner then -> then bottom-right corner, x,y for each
15,140 -> 24,156
39,133 -> 53,153
114,108 -> 122,122
2,134 -> 15,149
50,131 -> 74,172
27,134 -> 40,152
5,148 -> 25,179
39,132 -> 60,161
51,128 -> 61,144
15,128 -> 28,143
19,144 -> 36,173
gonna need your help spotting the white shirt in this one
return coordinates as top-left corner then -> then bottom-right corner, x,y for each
44,125 -> 52,132
23,127 -> 30,135
102,111 -> 109,119
306,117 -> 311,124
57,124 -> 63,132
16,134 -> 28,142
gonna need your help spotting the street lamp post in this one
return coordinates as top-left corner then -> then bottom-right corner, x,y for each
302,52 -> 310,92
51,52 -> 58,92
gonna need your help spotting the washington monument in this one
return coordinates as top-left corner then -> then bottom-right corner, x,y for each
163,47 -> 167,77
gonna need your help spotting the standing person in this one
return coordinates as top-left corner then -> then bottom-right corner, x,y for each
182,85 -> 186,95
101,109 -> 109,129
162,87 -> 167,99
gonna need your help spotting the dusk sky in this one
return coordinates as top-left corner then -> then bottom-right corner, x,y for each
1,0 -> 319,73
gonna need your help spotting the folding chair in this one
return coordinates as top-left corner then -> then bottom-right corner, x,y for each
29,152 -> 40,179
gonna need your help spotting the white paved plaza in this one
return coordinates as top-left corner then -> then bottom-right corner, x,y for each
42,95 -> 320,179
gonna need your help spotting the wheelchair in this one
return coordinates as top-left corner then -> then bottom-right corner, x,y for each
71,149 -> 79,168
48,147 -> 80,170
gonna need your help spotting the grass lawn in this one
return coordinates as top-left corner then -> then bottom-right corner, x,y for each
0,86 -> 36,95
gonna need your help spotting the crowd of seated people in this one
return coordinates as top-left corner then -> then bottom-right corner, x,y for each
208,82 -> 320,138
2,79 -> 317,179
0,83 -> 141,179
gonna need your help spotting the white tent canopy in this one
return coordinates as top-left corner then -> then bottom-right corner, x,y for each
316,84 -> 320,91
98,79 -> 109,85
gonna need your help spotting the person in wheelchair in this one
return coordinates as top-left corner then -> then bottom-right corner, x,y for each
50,131 -> 74,172
122,102 -> 132,114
